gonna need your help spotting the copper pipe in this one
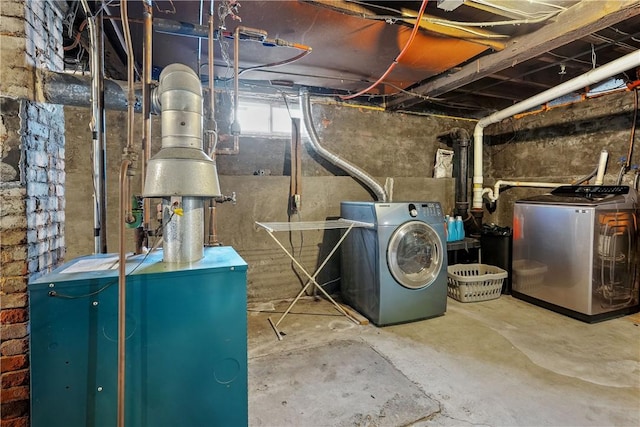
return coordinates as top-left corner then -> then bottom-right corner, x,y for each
233,25 -> 240,153
141,0 -> 153,249
625,89 -> 638,170
122,0 -> 135,153
119,0 -> 135,425
208,4 -> 216,157
117,159 -> 131,427
206,2 -> 219,245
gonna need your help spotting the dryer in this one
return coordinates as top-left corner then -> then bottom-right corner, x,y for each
340,202 -> 448,325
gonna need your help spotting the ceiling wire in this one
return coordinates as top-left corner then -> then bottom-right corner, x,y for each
343,0 -> 561,28
469,0 -> 563,18
340,0 -> 429,100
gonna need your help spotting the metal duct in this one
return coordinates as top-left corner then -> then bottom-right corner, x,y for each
40,70 -> 137,112
299,88 -> 387,202
143,63 -> 222,263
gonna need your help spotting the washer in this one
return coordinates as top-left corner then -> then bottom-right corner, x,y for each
340,201 -> 448,326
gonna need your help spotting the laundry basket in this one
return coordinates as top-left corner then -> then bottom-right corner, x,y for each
512,259 -> 547,293
447,263 -> 508,302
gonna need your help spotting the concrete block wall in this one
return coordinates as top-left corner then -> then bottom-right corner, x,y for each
0,1 -> 66,426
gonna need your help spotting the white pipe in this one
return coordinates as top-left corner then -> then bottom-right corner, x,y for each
485,180 -> 567,202
473,49 -> 640,210
594,149 -> 609,185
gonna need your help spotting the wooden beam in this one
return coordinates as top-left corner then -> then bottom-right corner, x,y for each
386,0 -> 640,110
488,73 -> 552,90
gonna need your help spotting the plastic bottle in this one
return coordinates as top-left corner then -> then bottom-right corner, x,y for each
447,216 -> 457,242
455,216 -> 465,241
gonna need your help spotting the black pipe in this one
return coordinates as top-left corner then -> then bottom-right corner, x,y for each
438,128 -> 471,218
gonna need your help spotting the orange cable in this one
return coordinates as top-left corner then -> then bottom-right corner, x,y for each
340,0 -> 429,100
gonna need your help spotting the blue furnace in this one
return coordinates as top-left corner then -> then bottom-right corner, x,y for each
28,246 -> 247,427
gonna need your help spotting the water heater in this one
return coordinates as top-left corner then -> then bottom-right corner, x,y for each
29,246 -> 247,426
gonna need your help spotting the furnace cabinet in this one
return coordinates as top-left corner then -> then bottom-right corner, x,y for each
28,246 -> 248,427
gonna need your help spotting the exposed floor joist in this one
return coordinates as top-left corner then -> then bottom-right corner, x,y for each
386,0 -> 640,110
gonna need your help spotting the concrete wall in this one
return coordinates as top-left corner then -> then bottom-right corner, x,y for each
64,102 -> 468,301
483,90 -> 639,227
0,1 -> 66,426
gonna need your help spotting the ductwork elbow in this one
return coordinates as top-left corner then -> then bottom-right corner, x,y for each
299,88 -> 387,202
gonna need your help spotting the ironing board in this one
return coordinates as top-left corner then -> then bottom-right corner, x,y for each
255,219 -> 374,340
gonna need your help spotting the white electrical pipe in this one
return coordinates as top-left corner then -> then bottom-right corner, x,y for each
594,149 -> 609,185
473,49 -> 640,210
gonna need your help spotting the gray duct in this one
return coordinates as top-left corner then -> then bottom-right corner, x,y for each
142,63 -> 221,263
40,70 -> 137,112
299,88 -> 387,202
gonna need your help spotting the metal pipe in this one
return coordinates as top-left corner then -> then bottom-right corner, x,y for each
299,88 -> 388,202
118,0 -> 136,424
140,0 -> 153,253
117,159 -> 131,427
473,49 -> 640,210
80,0 -> 108,254
206,1 -> 219,245
143,64 -> 222,262
103,4 -> 141,80
440,128 -> 471,217
230,26 -> 241,150
153,17 -> 211,38
163,197 -> 205,262
40,70 -> 139,111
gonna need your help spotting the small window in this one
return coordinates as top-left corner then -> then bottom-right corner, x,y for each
236,100 -> 303,136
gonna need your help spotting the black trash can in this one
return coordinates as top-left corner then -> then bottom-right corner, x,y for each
481,224 -> 513,294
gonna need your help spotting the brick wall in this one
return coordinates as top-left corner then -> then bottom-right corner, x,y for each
1,1 -> 66,426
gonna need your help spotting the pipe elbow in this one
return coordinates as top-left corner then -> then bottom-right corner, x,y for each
157,64 -> 203,114
158,64 -> 202,96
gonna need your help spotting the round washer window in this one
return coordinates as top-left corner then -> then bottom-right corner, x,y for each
387,221 -> 443,289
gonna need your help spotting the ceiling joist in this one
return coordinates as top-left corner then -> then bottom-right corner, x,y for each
386,0 -> 640,110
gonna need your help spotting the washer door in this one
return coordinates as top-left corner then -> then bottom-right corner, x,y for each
387,221 -> 443,289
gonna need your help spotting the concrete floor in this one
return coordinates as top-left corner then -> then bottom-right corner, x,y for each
247,295 -> 640,427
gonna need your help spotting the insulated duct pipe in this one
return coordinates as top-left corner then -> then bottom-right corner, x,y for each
143,64 -> 222,263
300,89 -> 388,202
473,49 -> 640,210
40,70 -> 139,112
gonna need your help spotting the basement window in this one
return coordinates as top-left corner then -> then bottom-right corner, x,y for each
236,100 -> 303,136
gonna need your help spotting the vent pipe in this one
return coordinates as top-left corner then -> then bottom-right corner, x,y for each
300,89 -> 387,202
143,64 -> 222,263
473,49 -> 640,211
